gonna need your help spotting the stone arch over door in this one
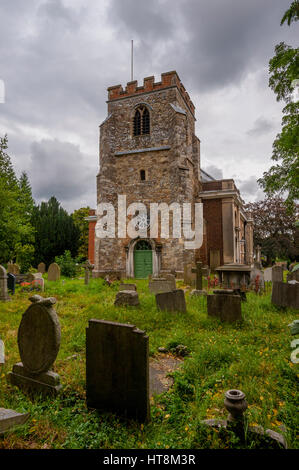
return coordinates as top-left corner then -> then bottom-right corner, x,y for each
126,238 -> 160,278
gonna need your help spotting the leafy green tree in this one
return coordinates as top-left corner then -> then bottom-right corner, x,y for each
245,197 -> 298,264
0,135 -> 35,268
31,196 -> 80,267
71,207 -> 90,259
258,2 -> 299,211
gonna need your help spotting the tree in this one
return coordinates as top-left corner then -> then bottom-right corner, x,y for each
0,135 -> 35,268
258,2 -> 299,211
71,207 -> 90,259
245,197 -> 298,264
31,196 -> 80,267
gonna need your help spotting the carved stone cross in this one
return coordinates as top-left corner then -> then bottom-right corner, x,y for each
192,262 -> 203,291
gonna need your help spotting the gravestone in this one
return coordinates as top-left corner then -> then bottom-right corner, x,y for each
48,263 -> 60,281
287,270 -> 299,283
119,283 -> 137,291
27,272 -> 43,282
272,266 -> 283,283
149,278 -> 173,294
114,290 -> 140,306
83,260 -> 94,285
86,319 -> 150,422
264,267 -> 272,282
37,262 -> 46,274
7,263 -> 20,275
191,261 -> 206,295
7,273 -> 16,295
210,249 -> 220,271
8,295 -> 62,395
271,282 -> 299,309
183,263 -> 195,286
155,289 -> 186,313
165,274 -> 176,290
250,267 -> 264,290
207,291 -> 242,322
0,265 -> 10,301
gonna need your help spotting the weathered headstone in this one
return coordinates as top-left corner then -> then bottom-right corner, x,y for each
86,319 -> 150,422
149,278 -> 173,294
272,266 -> 283,283
37,262 -> 46,274
119,283 -> 137,291
287,270 -> 299,283
7,273 -> 16,295
47,263 -> 60,281
8,295 -> 62,395
207,291 -> 242,322
114,290 -> 140,306
183,263 -> 195,286
27,272 -> 43,282
7,263 -> 20,275
83,260 -> 94,285
210,249 -> 220,271
0,408 -> 30,434
165,274 -> 176,290
191,261 -> 207,295
264,267 -> 272,282
271,282 -> 299,309
0,265 -> 10,301
156,289 -> 186,313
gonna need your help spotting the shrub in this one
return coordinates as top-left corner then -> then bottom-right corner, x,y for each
55,250 -> 79,277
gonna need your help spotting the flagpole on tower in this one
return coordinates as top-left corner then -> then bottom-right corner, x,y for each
131,39 -> 133,81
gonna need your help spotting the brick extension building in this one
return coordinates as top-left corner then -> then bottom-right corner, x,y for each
87,71 -> 254,278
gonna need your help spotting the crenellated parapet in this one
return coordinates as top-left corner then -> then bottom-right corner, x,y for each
107,70 -> 195,115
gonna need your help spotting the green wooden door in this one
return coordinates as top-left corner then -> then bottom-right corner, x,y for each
134,250 -> 153,279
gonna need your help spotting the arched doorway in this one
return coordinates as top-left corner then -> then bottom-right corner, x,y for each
133,240 -> 153,278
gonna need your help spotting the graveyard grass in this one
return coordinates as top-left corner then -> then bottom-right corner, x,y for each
0,277 -> 298,449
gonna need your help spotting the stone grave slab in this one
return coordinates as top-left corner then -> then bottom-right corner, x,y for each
149,278 -> 173,294
114,290 -> 140,306
8,295 -> 62,395
0,408 -> 29,434
47,263 -> 60,281
86,319 -> 150,422
264,267 -> 272,282
149,355 -> 183,396
156,289 -> 186,313
207,293 -> 242,322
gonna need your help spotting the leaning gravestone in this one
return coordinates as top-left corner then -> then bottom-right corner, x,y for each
0,265 -> 10,302
83,260 -> 94,285
37,262 -> 46,274
114,290 -> 139,306
272,266 -> 283,283
7,273 -> 16,295
156,289 -> 186,313
207,290 -> 242,322
8,295 -> 62,395
86,319 -> 150,422
47,263 -> 60,281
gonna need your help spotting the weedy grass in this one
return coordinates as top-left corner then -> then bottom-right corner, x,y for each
0,277 -> 298,449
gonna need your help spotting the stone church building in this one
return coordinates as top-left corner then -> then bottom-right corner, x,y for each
87,71 -> 253,278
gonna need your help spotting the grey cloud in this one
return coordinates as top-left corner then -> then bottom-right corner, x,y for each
28,139 -> 95,202
237,176 -> 265,201
247,117 -> 275,137
204,165 -> 223,180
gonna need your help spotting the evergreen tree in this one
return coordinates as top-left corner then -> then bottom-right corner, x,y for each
71,207 -> 90,259
31,196 -> 80,267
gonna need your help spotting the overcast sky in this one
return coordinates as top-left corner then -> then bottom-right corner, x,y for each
0,0 -> 297,212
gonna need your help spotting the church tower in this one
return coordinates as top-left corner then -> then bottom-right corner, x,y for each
94,71 -> 202,278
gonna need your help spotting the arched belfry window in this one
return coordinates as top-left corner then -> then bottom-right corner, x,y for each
133,105 -> 150,136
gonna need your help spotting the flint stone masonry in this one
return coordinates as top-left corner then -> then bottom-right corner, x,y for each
37,262 -> 46,274
207,293 -> 242,322
8,295 -> 62,395
119,283 -> 137,291
114,290 -> 140,306
271,282 -> 299,309
272,266 -> 283,283
47,263 -> 60,281
0,265 -> 10,301
86,319 -> 150,422
155,289 -> 186,313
